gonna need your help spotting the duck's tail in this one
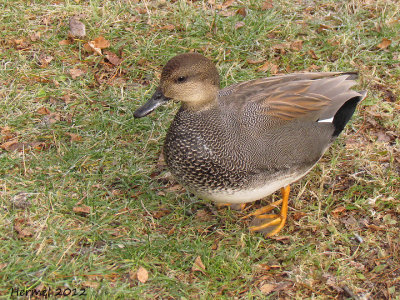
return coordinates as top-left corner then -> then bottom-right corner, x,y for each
332,91 -> 367,137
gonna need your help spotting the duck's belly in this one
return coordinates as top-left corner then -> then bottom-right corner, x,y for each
191,166 -> 315,204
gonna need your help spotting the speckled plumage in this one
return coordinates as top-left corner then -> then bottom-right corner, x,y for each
134,53 -> 366,205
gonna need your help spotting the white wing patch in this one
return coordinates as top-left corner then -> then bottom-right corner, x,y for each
318,117 -> 334,123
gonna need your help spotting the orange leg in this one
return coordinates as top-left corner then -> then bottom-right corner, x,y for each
247,185 -> 290,237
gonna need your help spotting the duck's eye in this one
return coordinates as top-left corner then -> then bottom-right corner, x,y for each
176,76 -> 187,83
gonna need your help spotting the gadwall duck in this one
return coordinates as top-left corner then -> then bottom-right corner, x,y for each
134,53 -> 366,237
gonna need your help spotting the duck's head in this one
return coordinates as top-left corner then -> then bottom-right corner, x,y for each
134,53 -> 220,118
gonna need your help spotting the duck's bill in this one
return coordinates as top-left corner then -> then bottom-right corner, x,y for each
134,89 -> 171,118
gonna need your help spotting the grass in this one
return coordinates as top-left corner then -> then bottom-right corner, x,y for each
0,0 -> 399,298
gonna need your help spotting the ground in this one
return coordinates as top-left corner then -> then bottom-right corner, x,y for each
0,0 -> 399,298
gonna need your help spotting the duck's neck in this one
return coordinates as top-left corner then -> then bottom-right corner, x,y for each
180,87 -> 219,111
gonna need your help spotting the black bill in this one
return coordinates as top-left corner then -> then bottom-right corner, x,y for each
134,88 -> 171,118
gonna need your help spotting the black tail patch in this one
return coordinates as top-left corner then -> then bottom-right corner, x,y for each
332,95 -> 363,137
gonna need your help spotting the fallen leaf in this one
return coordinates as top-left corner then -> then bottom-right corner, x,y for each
136,266 -> 149,283
236,7 -> 247,16
258,61 -> 278,74
271,43 -> 287,54
152,207 -> 171,219
0,263 -> 7,270
73,205 -> 91,215
37,106 -> 51,115
290,40 -> 303,51
59,39 -> 72,46
331,206 -> 346,218
30,32 -> 41,41
292,211 -> 306,221
377,38 -> 391,49
260,283 -> 275,295
376,131 -> 391,142
235,21 -> 245,30
85,36 -> 111,55
192,256 -> 206,273
161,24 -> 175,31
92,36 -> 110,49
14,218 -> 34,238
136,7 -> 147,14
11,193 -> 32,209
323,273 -> 344,292
69,67 -> 85,79
69,16 -> 86,38
195,209 -> 213,221
1,139 -> 19,151
317,24 -> 333,33
104,50 -> 122,66
166,184 -> 184,192
86,41 -> 102,55
41,113 -> 61,126
261,0 -> 274,10
308,49 -> 318,59
0,140 -> 46,152
247,58 -> 264,64
61,94 -> 72,104
222,0 -> 234,9
38,54 -> 54,68
219,10 -> 236,17
66,132 -> 83,142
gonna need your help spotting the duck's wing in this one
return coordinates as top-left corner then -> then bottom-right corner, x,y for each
219,72 -> 363,122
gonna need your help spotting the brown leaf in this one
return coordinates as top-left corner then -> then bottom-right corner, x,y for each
65,132 -> 83,142
317,24 -> 333,33
219,10 -> 236,17
235,21 -> 245,30
290,40 -> 303,51
161,24 -> 175,31
166,184 -> 184,192
377,38 -> 391,49
261,0 -> 274,10
59,39 -> 73,46
236,7 -> 247,16
69,67 -> 85,79
86,41 -> 102,55
37,106 -> 51,115
136,266 -> 149,283
14,218 -> 34,238
258,61 -> 278,74
292,211 -> 306,221
84,36 -> 111,55
30,32 -> 41,42
192,256 -> 206,273
104,51 -> 123,66
12,192 -> 32,209
222,0 -> 234,9
92,36 -> 110,49
73,205 -> 91,215
247,58 -> 264,64
195,209 -> 213,221
152,207 -> 171,219
0,140 -> 19,151
331,206 -> 346,218
260,283 -> 275,295
308,49 -> 318,59
69,16 -> 86,38
376,131 -> 391,142
39,54 -> 54,68
271,43 -> 287,54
